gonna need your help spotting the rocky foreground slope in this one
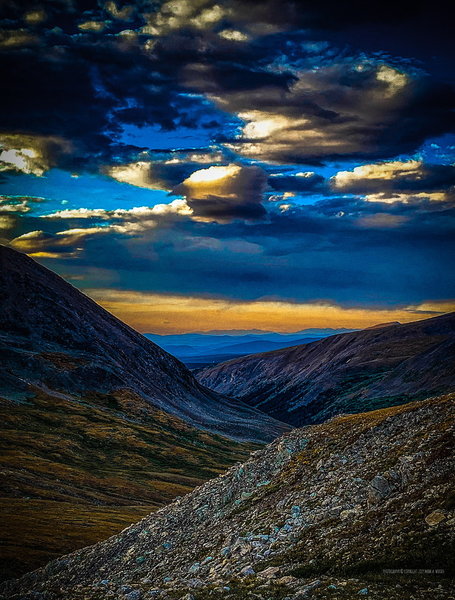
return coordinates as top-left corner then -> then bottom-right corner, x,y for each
197,313 -> 455,426
3,393 -> 454,600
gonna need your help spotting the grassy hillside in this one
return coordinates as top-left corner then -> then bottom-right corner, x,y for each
0,388 -> 257,581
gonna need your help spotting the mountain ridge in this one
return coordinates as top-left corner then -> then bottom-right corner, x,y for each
0,244 -> 289,443
197,312 -> 455,426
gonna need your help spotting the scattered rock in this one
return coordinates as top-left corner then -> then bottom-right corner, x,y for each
188,563 -> 200,574
257,566 -> 281,579
425,510 -> 446,526
2,394 -> 454,600
369,475 -> 393,503
276,575 -> 299,586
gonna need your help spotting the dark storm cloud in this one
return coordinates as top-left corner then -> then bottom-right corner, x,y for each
212,63 -> 455,163
5,193 -> 454,304
268,172 -> 326,193
1,0 -> 453,177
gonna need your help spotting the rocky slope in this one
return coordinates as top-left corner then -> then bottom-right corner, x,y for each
2,393 -> 454,599
197,313 -> 455,426
0,245 -> 289,442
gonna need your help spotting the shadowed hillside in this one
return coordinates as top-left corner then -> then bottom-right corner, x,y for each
0,245 -> 289,442
197,313 -> 455,426
0,246 -> 289,580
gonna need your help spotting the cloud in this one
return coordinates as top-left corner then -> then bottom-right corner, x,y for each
174,163 -> 267,221
355,213 -> 409,228
43,200 -> 193,234
0,195 -> 43,213
268,171 -> 325,193
9,227 -> 108,258
0,0 -> 453,177
0,134 -> 73,175
363,191 -> 453,204
4,190 -> 454,307
332,160 -> 455,194
210,63 -> 455,163
107,161 -> 174,190
0,28 -> 37,48
78,21 -> 107,33
105,159 -> 215,191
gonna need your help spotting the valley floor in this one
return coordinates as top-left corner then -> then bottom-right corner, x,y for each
0,390 -> 257,581
0,500 -> 153,582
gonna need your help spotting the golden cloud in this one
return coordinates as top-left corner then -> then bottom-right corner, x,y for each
174,163 -> 267,222
106,161 -> 172,190
0,134 -> 72,176
332,161 -> 425,188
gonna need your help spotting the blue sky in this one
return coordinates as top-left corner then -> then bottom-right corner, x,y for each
1,0 -> 454,332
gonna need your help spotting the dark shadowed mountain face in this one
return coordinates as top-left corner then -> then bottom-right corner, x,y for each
197,313 -> 455,426
0,245 -> 290,580
0,245 -> 289,443
3,394 -> 454,600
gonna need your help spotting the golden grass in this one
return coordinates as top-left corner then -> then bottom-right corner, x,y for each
0,389 -> 257,581
0,499 -> 154,582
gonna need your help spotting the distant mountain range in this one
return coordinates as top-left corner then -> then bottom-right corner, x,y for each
197,313 -> 455,426
145,328 -> 355,366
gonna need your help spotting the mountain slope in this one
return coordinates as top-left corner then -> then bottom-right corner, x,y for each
3,393 -> 454,599
0,245 -> 289,579
197,313 -> 455,426
0,245 -> 289,443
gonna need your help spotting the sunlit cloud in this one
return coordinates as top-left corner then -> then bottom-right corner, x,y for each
106,161 -> 172,190
0,134 -> 72,176
143,0 -> 228,35
23,9 -> 46,25
9,227 -> 108,257
364,191 -> 451,204
0,29 -> 37,48
174,163 -> 267,222
218,29 -> 249,42
0,196 -> 43,214
333,161 -> 425,187
78,21 -> 107,32
332,160 -> 455,196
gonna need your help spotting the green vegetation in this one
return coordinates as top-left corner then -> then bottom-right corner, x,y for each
0,389 -> 257,581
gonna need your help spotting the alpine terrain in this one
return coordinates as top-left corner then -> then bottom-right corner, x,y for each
197,313 -> 455,426
0,246 -> 289,579
2,393 -> 454,599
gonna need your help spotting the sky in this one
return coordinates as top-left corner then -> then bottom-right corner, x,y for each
1,0 -> 454,333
